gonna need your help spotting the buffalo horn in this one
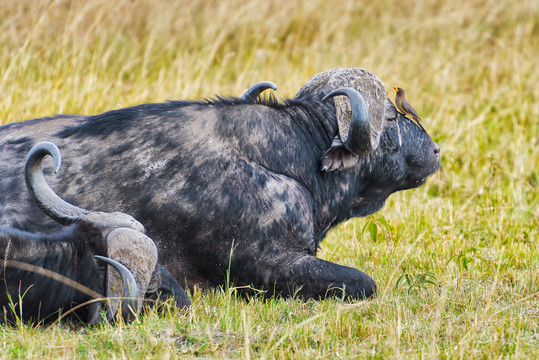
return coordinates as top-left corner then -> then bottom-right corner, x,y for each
25,142 -> 144,234
105,228 -> 158,317
95,255 -> 138,322
241,81 -> 277,101
25,141 -> 90,225
323,87 -> 376,155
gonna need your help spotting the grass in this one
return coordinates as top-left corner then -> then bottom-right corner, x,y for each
0,0 -> 538,358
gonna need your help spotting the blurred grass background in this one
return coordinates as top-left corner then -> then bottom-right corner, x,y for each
0,0 -> 538,358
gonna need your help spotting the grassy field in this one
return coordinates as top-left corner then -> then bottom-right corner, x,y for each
0,0 -> 538,358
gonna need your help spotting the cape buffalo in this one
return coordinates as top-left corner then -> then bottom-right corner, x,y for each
0,68 -> 440,300
1,142 -> 188,324
1,223 -> 137,324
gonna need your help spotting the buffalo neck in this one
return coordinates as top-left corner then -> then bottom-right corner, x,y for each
249,101 -> 388,244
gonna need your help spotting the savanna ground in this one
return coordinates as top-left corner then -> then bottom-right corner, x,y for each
0,0 -> 538,358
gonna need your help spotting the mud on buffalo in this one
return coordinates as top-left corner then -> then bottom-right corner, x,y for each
0,68 -> 440,301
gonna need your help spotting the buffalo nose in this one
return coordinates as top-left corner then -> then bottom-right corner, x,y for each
433,143 -> 441,157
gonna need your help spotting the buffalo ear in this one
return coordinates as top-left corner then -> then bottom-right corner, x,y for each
320,135 -> 358,172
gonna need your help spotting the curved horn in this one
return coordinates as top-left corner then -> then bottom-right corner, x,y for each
241,81 -> 277,101
105,228 -> 157,317
323,87 -> 376,155
95,255 -> 138,322
25,142 -> 90,225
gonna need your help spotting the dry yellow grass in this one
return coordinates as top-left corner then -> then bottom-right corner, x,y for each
0,0 -> 538,358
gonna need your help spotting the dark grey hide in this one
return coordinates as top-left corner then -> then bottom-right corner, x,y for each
0,68 -> 440,300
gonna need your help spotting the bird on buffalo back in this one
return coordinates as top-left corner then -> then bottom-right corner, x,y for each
393,86 -> 425,131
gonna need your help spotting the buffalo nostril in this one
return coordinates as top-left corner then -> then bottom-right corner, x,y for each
433,144 -> 440,157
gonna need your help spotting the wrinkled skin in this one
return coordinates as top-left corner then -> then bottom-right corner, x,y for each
0,93 -> 439,300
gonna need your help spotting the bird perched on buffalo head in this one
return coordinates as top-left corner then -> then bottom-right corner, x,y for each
393,87 -> 425,131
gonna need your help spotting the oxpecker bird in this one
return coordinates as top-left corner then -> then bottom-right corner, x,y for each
393,87 -> 425,131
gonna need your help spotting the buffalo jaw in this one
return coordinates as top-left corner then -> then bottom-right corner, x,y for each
105,228 -> 158,319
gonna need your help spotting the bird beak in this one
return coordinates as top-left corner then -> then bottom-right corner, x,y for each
393,87 -> 399,92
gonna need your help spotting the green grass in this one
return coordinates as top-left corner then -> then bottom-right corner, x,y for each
1,0 -> 538,358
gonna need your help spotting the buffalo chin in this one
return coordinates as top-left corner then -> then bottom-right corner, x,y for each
398,164 -> 439,191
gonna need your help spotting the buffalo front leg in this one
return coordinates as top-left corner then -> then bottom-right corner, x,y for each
257,254 -> 377,300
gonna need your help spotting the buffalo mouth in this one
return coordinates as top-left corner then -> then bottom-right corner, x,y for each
399,161 -> 440,191
398,176 -> 427,191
